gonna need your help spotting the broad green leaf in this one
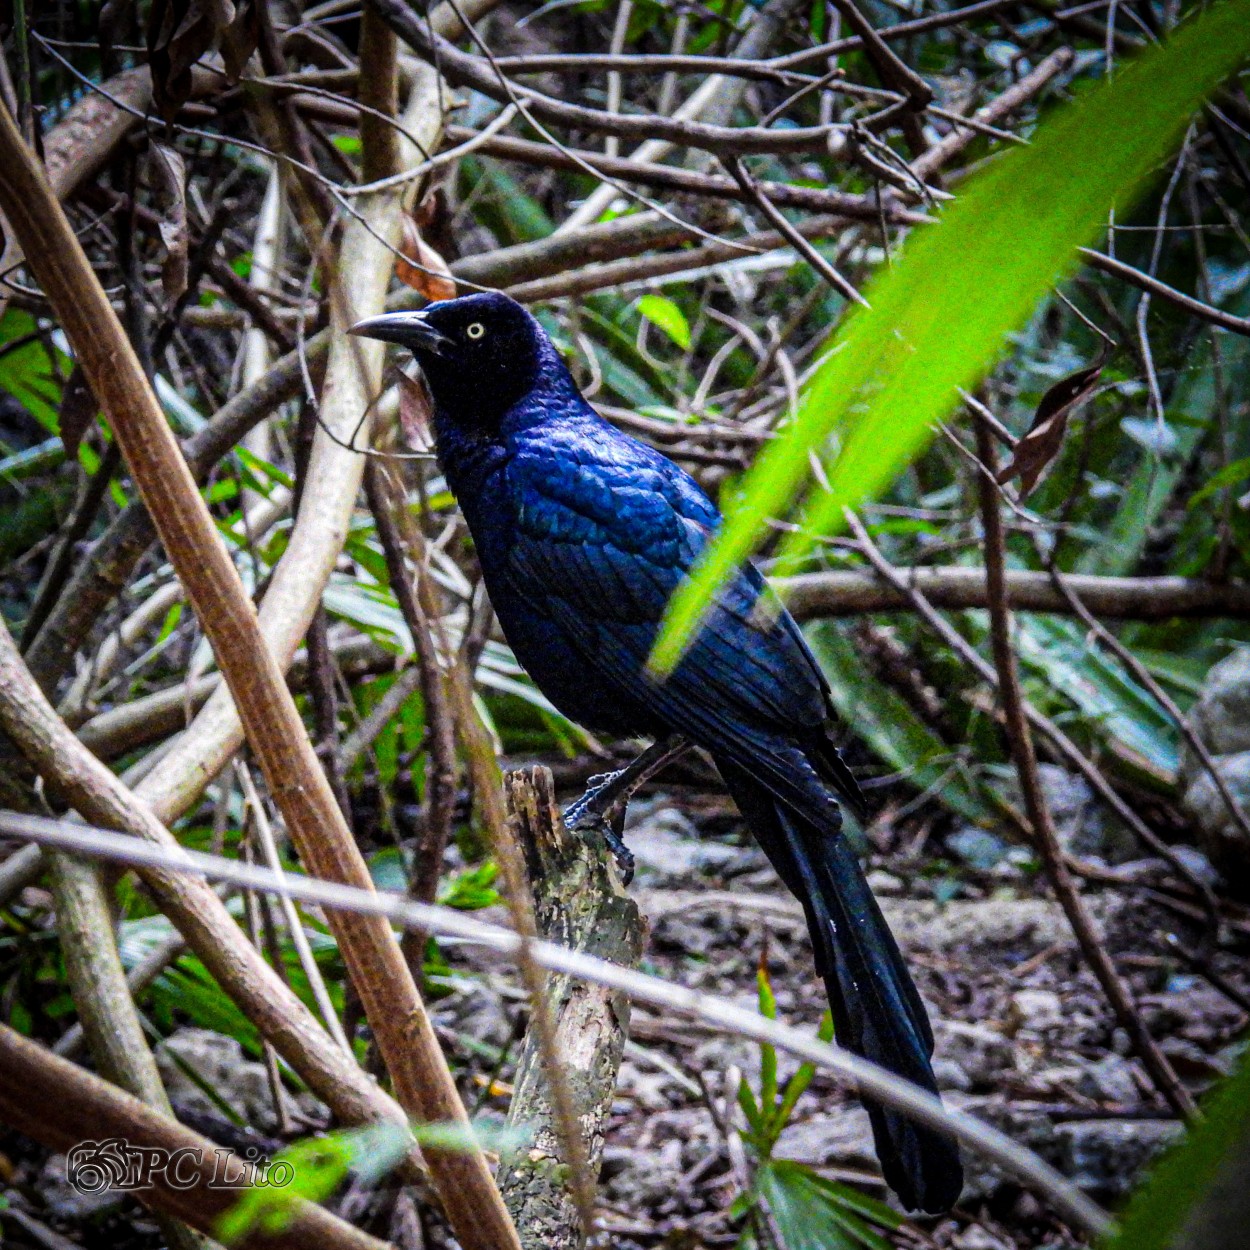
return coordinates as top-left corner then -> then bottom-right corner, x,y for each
651,0 -> 1250,674
439,861 -> 501,910
638,294 -> 692,351
1015,616 -> 1178,779
1098,1046 -> 1250,1250
0,310 -> 69,432
368,845 -> 409,893
756,1159 -> 897,1250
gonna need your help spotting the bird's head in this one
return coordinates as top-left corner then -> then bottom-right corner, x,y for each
350,291 -> 548,434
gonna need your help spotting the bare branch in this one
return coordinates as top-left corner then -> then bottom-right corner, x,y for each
1081,247 -> 1250,337
368,0 -> 851,157
0,1023 -> 392,1250
0,809 -> 1115,1243
779,566 -> 1250,620
973,421 -> 1195,1119
0,93 -> 519,1250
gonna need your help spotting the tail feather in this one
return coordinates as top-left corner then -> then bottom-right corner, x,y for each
717,756 -> 963,1214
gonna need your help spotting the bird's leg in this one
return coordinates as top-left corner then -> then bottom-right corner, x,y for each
565,735 -> 691,831
564,735 -> 691,883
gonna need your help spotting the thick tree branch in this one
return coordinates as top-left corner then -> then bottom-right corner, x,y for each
0,1024 -> 390,1250
780,567 -> 1250,620
498,769 -> 646,1250
0,93 -> 518,1250
48,849 -> 204,1250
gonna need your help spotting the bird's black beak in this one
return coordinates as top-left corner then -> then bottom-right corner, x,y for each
349,310 -> 452,357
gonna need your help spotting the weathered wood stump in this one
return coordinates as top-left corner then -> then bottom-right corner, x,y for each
497,767 -> 647,1249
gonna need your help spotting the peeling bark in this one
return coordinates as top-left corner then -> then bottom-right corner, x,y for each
498,768 -> 647,1249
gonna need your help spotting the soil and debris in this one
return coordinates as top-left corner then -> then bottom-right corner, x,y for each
2,761 -> 1247,1249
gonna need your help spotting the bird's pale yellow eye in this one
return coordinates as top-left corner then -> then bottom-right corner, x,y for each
466,322 -> 486,340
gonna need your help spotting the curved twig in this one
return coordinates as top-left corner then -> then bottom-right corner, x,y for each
0,810 -> 1116,1242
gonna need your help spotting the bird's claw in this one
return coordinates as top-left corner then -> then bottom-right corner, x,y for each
562,768 -> 622,831
600,822 -> 635,885
564,769 -> 635,884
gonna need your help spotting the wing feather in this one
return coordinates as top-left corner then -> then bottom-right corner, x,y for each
503,429 -> 844,769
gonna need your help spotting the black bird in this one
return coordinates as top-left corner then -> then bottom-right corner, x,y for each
352,292 -> 963,1213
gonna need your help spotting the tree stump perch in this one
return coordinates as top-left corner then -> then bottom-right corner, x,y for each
497,767 -> 647,1249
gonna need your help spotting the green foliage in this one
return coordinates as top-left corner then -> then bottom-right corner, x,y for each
747,1162 -> 901,1250
0,310 -> 68,434
439,860 -> 500,910
652,0 -> 1250,675
0,480 -> 73,565
218,1119 -> 528,1244
1098,1045 -> 1250,1250
808,623 -> 999,826
149,957 -> 263,1057
638,294 -> 693,351
462,157 -> 554,243
732,960 -> 899,1250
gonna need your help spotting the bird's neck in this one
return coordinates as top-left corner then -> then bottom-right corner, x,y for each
433,411 -> 508,494
502,348 -> 584,430
433,338 -> 597,493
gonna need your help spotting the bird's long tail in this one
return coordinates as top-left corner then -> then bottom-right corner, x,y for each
716,755 -> 964,1214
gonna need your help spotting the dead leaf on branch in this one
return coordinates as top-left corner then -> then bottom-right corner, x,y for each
145,0 -> 255,118
396,214 -> 457,303
219,1 -> 260,81
995,346 -> 1110,497
397,367 -> 435,453
143,142 -> 189,304
58,366 -> 98,459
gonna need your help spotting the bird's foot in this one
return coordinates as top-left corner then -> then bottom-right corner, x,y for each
563,768 -> 625,832
564,769 -> 635,884
564,738 -> 690,885
601,821 -> 635,885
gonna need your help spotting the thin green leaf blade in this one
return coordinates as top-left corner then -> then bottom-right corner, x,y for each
638,293 -> 692,351
650,0 -> 1250,675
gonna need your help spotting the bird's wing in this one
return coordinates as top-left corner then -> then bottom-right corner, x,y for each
502,425 -> 860,805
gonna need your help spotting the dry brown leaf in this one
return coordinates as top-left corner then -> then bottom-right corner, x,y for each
219,1 -> 259,81
395,215 -> 457,302
58,366 -> 98,459
144,142 -> 189,303
146,0 -> 237,119
995,347 -> 1109,497
397,368 -> 435,452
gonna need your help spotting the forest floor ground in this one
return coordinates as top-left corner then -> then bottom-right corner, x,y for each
3,770 -> 1247,1250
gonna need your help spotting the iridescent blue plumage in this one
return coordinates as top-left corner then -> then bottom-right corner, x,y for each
352,291 -> 963,1213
